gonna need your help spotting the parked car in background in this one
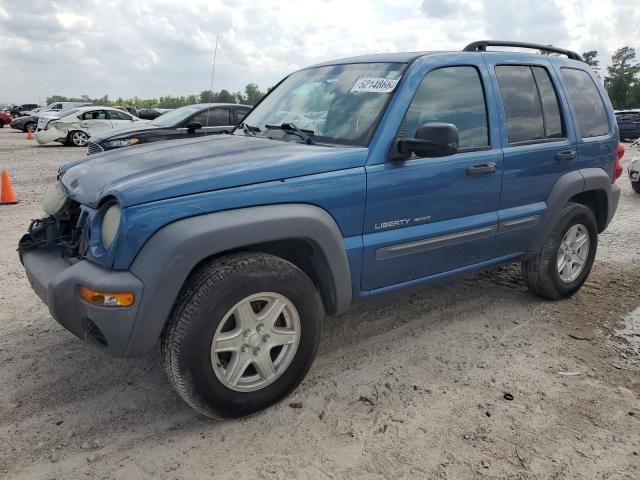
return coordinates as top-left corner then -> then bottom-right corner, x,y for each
0,111 -> 11,128
11,104 -> 92,133
629,149 -> 640,193
138,108 -> 170,120
9,104 -> 40,118
86,103 -> 250,154
35,106 -> 145,146
616,110 -> 640,141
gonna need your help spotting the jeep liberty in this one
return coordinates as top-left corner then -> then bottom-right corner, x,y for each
19,41 -> 625,418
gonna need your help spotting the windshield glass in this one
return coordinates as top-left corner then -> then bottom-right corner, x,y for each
151,105 -> 203,127
239,62 -> 406,146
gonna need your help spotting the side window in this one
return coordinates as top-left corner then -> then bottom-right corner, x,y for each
108,110 -> 132,121
532,67 -> 563,138
401,66 -> 488,149
191,108 -> 230,127
496,66 -> 544,143
235,108 -> 250,124
560,68 -> 609,138
81,110 -> 108,120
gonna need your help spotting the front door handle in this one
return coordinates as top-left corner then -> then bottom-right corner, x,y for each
556,150 -> 577,161
467,162 -> 497,176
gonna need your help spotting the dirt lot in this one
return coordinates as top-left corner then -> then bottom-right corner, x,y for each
0,127 -> 639,479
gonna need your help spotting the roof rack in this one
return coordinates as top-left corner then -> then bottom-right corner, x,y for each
463,40 -> 583,62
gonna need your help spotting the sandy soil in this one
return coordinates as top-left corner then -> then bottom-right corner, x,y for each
0,127 -> 639,479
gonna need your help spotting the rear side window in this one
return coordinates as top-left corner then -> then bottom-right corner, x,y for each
560,68 -> 609,138
616,113 -> 640,123
193,108 -> 230,127
235,108 -> 250,124
400,66 -> 489,149
495,65 -> 564,144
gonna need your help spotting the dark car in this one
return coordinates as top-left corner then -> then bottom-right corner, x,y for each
86,103 -> 251,155
9,103 -> 40,118
616,110 -> 640,141
114,105 -> 139,117
137,108 -> 169,120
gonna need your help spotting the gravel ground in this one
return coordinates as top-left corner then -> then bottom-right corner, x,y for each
0,127 -> 639,479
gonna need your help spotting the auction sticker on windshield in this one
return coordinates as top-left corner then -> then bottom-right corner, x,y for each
350,76 -> 400,93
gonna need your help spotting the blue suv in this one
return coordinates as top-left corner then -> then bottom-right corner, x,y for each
19,41 -> 624,418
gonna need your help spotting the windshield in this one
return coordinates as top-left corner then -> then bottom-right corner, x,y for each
239,62 -> 406,146
151,105 -> 203,127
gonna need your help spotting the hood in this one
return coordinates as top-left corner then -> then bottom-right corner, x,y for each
90,122 -> 160,142
59,134 -> 367,208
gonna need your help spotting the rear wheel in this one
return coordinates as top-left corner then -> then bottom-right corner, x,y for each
25,122 -> 36,133
68,130 -> 88,147
0,121 -> 4,128
161,252 -> 323,418
632,181 -> 640,194
522,202 -> 597,299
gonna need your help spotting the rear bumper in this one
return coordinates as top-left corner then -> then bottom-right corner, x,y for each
21,247 -> 144,356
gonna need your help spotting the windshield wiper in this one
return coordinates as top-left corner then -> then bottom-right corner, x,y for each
265,123 -> 316,145
239,122 -> 260,137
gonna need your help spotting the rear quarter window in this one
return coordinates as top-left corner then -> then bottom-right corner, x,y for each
560,68 -> 609,138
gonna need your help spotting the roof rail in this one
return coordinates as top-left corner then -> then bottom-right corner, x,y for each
463,40 -> 583,62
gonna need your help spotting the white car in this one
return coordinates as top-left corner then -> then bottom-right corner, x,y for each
628,141 -> 640,194
35,106 -> 147,147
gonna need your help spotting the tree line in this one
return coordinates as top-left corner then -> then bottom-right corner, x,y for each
47,48 -> 640,111
47,83 -> 266,109
582,47 -> 639,109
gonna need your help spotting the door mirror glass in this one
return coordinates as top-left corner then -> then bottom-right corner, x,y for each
395,122 -> 459,159
186,122 -> 202,133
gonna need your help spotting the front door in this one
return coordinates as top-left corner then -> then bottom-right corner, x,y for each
362,62 -> 503,292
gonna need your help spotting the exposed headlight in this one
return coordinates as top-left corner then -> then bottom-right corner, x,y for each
105,137 -> 139,148
42,181 -> 68,216
101,204 -> 122,249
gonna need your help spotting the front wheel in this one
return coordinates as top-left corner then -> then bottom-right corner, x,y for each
632,181 -> 640,194
522,202 -> 597,299
67,130 -> 89,146
161,252 -> 323,418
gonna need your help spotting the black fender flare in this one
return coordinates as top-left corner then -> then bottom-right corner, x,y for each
124,204 -> 352,356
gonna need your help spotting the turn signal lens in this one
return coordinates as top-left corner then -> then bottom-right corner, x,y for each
79,287 -> 134,307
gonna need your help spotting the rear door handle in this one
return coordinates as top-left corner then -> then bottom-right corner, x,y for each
556,150 -> 577,161
467,162 -> 497,176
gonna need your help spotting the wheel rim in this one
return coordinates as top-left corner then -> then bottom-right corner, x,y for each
557,224 -> 590,283
73,132 -> 88,146
211,292 -> 301,392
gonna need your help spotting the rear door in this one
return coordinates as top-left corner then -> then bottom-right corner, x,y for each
557,67 -> 616,176
180,108 -> 232,136
484,57 -> 577,258
362,60 -> 503,291
107,109 -> 137,129
79,109 -> 112,133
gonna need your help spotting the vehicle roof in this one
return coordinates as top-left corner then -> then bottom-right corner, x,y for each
306,49 -> 587,68
182,103 -> 251,108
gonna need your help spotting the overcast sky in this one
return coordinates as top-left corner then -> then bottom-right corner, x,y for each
1,0 -> 638,104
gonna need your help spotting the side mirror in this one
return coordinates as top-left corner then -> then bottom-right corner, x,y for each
394,122 -> 459,159
186,122 -> 202,133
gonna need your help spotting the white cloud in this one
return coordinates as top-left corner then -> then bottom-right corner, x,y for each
0,0 -> 638,104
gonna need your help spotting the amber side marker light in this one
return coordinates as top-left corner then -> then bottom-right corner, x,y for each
79,287 -> 134,307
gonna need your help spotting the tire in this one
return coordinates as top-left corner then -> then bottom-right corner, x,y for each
632,181 -> 640,194
67,130 -> 89,147
522,202 -> 597,300
0,121 -> 4,128
161,252 -> 323,418
25,122 -> 35,133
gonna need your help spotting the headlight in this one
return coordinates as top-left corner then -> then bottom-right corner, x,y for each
105,137 -> 139,148
42,181 -> 68,216
101,204 -> 122,249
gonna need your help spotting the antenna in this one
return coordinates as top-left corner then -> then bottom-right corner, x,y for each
205,36 -> 219,135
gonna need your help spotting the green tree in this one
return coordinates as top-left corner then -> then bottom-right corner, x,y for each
604,46 -> 640,109
214,89 -> 236,103
243,83 -> 265,105
582,50 -> 600,78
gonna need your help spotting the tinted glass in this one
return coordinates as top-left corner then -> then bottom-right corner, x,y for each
402,66 -> 488,149
192,108 -> 230,126
108,110 -> 132,120
235,108 -> 251,124
616,113 -> 640,123
560,68 -> 609,138
496,66 -> 544,143
532,67 -> 563,138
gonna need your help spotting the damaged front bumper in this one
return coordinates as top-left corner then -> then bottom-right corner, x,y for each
35,127 -> 67,145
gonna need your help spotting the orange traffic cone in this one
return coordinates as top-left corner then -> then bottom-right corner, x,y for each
27,129 -> 33,140
1,170 -> 18,205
